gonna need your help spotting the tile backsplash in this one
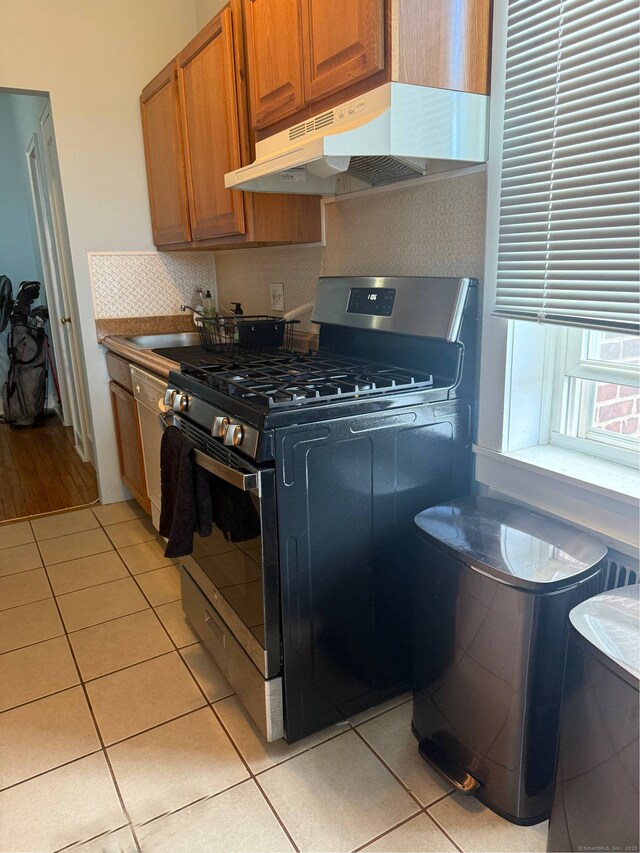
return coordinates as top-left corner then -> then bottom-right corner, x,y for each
215,170 -> 486,330
90,251 -> 215,318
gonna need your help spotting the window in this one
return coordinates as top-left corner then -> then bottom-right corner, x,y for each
493,0 -> 639,335
475,0 -> 639,547
548,328 -> 640,466
485,0 -> 639,467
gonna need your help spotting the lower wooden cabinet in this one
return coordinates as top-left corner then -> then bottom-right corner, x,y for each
109,380 -> 150,515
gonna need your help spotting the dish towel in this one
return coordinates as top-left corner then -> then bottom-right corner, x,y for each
159,425 -> 213,557
211,477 -> 261,543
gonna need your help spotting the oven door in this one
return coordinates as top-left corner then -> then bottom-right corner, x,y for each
162,412 -> 283,739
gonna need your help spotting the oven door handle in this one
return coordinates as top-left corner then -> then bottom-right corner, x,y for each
159,411 -> 261,494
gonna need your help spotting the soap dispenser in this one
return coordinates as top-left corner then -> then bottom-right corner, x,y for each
231,302 -> 243,342
202,290 -> 216,317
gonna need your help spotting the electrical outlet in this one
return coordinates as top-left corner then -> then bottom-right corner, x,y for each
270,281 -> 285,312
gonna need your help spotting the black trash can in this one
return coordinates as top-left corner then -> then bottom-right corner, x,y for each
411,496 -> 607,825
547,584 -> 639,852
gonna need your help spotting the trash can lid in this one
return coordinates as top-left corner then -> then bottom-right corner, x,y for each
569,584 -> 639,689
414,496 -> 607,592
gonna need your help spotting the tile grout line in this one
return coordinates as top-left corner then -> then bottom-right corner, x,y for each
98,705 -> 209,750
0,550 -> 176,625
53,567 -> 153,598
57,602 -> 151,636
350,811 -> 425,853
29,523 -> 103,543
90,504 -> 147,526
346,695 -> 413,727
6,510 -> 451,853
0,628 -> 67,659
423,805 -> 464,853
351,726 -> 427,812
348,729 -> 463,853
133,781 -> 247,829
0,499 -> 99,527
207,702 -> 303,853
424,789 -> 455,809
252,774 -> 301,853
351,722 -> 461,850
99,559 -> 273,842
209,698 -> 417,851
0,586 -> 52,615
130,553 -> 405,846
0,682 -> 85,719
52,823 -> 131,853
0,746 -> 105,795
251,727 -> 349,779
32,535 -> 143,853
182,641 -> 301,851
78,645 -> 187,688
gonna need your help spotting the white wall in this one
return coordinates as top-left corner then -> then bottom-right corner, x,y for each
194,0 -> 227,29
0,0 -> 200,501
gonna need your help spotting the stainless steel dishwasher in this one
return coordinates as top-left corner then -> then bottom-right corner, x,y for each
130,365 -> 168,530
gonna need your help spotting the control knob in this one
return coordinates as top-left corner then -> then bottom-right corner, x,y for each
172,392 -> 190,413
212,416 -> 230,438
223,423 -> 244,447
163,388 -> 177,407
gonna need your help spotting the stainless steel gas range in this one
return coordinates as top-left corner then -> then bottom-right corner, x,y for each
162,276 -> 478,743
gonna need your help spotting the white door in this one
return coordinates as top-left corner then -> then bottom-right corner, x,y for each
25,137 -> 72,421
25,106 -> 90,461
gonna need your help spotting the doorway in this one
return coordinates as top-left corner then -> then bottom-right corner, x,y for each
0,90 -> 97,522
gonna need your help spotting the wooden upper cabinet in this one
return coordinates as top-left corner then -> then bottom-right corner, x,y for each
392,0 -> 491,95
140,64 -> 191,245
177,8 -> 245,240
244,0 -> 306,130
247,0 -> 492,137
301,0 -> 384,106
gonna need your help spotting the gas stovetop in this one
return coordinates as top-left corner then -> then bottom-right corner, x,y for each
166,277 -> 477,459
181,349 -> 434,411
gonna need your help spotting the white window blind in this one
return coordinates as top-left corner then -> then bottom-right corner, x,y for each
494,0 -> 640,334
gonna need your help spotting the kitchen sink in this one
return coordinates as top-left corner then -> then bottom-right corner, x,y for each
125,332 -> 201,349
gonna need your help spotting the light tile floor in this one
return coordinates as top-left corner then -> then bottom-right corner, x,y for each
0,503 -> 550,853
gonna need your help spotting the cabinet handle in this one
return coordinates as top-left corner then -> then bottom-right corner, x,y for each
61,316 -> 72,325
205,610 -> 226,648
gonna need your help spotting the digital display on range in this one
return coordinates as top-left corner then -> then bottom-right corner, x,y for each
347,287 -> 396,317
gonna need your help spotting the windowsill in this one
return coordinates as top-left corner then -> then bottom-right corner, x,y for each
473,443 -> 640,555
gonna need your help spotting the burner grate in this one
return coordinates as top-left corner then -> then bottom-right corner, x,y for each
183,350 -> 434,410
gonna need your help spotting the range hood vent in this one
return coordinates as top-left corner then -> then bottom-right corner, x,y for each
225,83 -> 489,196
346,156 -> 427,187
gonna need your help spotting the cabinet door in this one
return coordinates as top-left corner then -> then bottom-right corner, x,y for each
140,64 -> 191,246
109,381 -> 150,514
243,0 -> 306,130
177,8 -> 245,240
301,0 -> 385,106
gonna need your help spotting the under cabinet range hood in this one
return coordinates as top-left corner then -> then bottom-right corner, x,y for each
224,82 -> 489,196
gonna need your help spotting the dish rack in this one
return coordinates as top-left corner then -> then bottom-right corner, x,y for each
182,306 -> 299,354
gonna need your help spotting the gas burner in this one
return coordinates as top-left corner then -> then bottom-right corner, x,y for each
181,350 -> 434,410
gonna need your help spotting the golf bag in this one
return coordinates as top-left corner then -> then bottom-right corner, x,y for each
2,280 -> 49,427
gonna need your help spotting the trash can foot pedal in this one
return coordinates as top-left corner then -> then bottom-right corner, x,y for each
418,738 -> 479,794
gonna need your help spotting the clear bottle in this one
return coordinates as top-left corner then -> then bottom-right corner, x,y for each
202,289 -> 216,317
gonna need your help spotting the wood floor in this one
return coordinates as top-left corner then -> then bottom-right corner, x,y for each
0,415 -> 98,522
